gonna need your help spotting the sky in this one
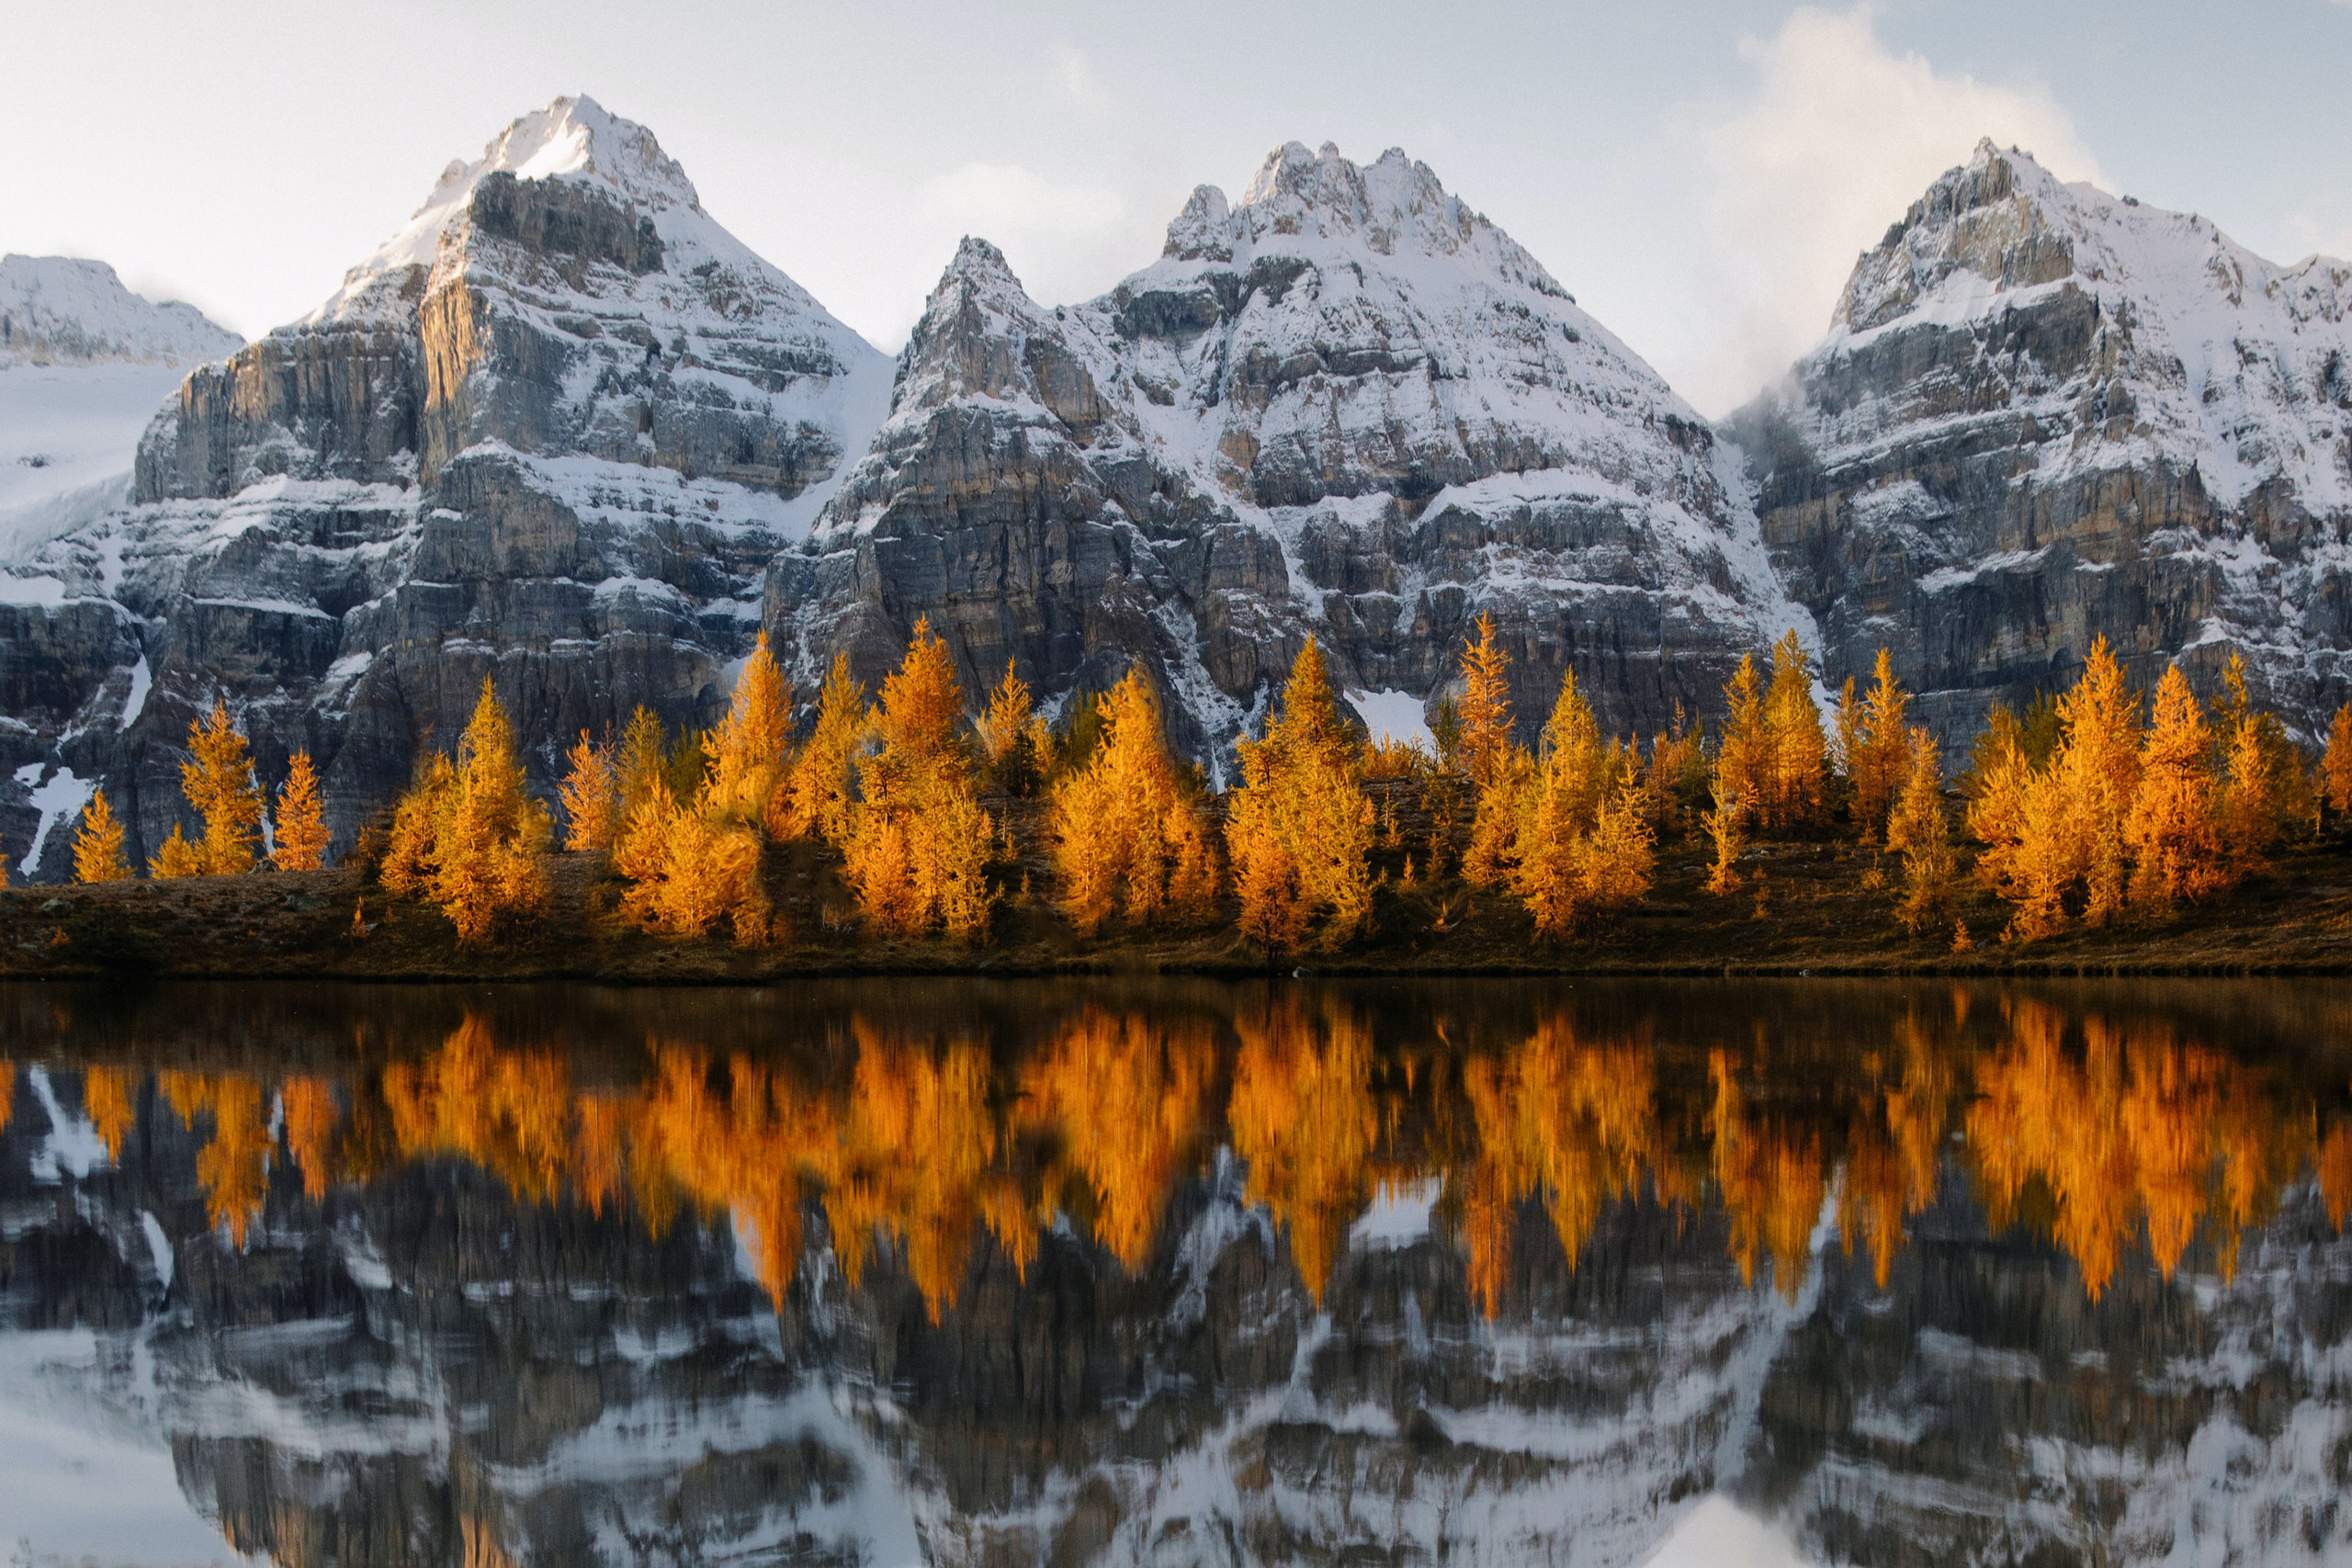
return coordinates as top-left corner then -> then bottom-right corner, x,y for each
4,0 -> 2347,418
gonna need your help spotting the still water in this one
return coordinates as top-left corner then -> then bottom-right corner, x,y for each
2,978 -> 2349,1567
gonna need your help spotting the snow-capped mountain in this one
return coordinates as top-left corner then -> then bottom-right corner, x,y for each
0,256 -> 242,565
776,141 -> 1804,760
0,96 -> 889,878
1731,139 -> 2352,736
0,254 -> 238,370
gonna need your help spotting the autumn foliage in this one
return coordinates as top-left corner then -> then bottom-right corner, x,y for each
74,789 -> 131,883
271,751 -> 332,871
380,678 -> 551,943
1224,637 -> 1374,953
1047,670 -> 1219,935
153,699 -> 266,877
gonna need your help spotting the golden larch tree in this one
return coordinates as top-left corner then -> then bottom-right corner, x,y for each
1762,629 -> 1828,827
2125,664 -> 2224,908
272,751 -> 332,871
150,824 -> 206,879
380,679 -> 551,944
1848,649 -> 1913,840
2213,651 -> 2311,874
74,789 -> 131,882
842,618 -> 994,942
1224,637 -> 1374,953
2324,703 -> 2352,819
1453,614 -> 1519,794
1970,637 -> 2142,939
1504,671 -> 1653,938
1047,669 -> 1219,935
1715,653 -> 1770,828
1883,728 -> 1956,934
774,654 -> 869,843
976,660 -> 1046,795
703,631 -> 791,824
558,732 -> 618,852
180,699 -> 266,874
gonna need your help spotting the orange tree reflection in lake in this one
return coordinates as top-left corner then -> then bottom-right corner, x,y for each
36,982 -> 2352,1315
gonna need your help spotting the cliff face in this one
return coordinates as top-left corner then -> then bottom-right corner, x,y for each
0,96 -> 889,878
1729,140 -> 2352,739
775,142 -> 1803,764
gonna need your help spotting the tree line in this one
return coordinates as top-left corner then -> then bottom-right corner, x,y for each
34,619 -> 2352,953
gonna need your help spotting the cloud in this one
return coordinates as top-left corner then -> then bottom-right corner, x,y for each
1679,6 -> 2100,416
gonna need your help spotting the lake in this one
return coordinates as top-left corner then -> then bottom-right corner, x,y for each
2,977 -> 2349,1566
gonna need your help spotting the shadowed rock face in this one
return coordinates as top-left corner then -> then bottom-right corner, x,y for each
0,95 -> 890,877
774,146 -> 1803,767
1729,140 -> 2352,743
6,978 -> 2351,1566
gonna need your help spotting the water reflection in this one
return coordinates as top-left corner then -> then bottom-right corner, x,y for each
3,979 -> 2351,1565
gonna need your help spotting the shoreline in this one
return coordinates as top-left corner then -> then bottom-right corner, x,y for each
6,831 -> 2349,985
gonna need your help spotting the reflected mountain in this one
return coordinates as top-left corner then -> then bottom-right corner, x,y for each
3,980 -> 2350,1565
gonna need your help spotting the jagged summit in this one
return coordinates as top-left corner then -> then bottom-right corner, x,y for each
1816,138 -> 2352,515
1736,138 -> 2352,739
0,254 -> 241,368
781,142 -> 1800,760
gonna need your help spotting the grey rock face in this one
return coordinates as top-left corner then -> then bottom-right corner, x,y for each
2,96 -> 888,876
775,144 -> 1804,768
1728,140 -> 2352,741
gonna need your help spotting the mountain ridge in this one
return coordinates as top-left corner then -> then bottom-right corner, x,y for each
5,106 -> 2352,879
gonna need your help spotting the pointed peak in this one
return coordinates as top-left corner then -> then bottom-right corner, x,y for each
424,94 -> 699,217
945,235 -> 1020,284
308,95 -> 703,324
1832,140 -> 2087,335
1162,186 -> 1233,261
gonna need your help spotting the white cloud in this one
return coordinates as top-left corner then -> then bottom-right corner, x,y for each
1679,6 -> 2100,416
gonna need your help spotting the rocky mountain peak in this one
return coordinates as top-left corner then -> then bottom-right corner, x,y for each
309,94 -> 703,325
1833,139 -> 2078,335
880,234 -> 1084,421
1738,137 -> 2352,747
0,255 -> 241,368
1168,141 -> 1568,299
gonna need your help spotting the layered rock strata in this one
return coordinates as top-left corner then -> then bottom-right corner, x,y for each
1731,140 -> 2352,739
1,96 -> 889,876
776,142 -> 1803,765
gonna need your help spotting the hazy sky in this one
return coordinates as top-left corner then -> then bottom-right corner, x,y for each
6,0 -> 2347,416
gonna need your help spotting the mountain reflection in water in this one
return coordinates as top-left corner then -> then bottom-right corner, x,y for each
3,979 -> 2350,1567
